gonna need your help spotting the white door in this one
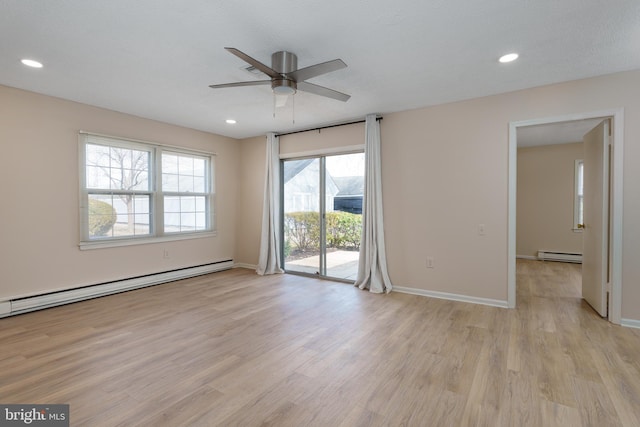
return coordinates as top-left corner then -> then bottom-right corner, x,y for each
581,120 -> 610,317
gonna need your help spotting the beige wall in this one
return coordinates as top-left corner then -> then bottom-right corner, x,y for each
517,143 -> 584,258
383,70 -> 640,318
237,69 -> 640,321
380,106 -> 508,301
0,85 -> 239,300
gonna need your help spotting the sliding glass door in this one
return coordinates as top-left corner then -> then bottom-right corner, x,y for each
282,158 -> 322,275
282,152 -> 364,281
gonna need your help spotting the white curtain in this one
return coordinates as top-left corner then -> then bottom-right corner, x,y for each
256,133 -> 284,275
355,114 -> 393,293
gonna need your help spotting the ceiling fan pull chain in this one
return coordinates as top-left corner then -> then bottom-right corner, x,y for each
292,94 -> 295,125
273,92 -> 276,119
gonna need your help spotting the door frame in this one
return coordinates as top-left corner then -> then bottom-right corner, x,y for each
507,108 -> 624,324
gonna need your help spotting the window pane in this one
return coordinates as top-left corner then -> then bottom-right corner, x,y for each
195,212 -> 206,229
181,213 -> 195,231
165,196 -> 180,212
193,158 -> 206,176
577,161 -> 584,197
86,144 -> 111,167
195,197 -> 205,211
88,193 -> 152,239
86,165 -> 111,189
179,175 -> 194,192
131,171 -> 149,191
88,195 -> 116,238
162,152 -> 208,194
120,149 -> 133,169
163,195 -> 208,233
194,177 -> 205,192
181,196 -> 196,211
179,156 -> 194,175
163,173 -> 179,192
86,144 -> 150,191
134,195 -> 150,214
134,215 -> 150,235
163,154 -> 178,174
164,212 -> 180,232
579,197 -> 584,224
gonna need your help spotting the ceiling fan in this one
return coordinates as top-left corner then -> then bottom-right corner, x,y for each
209,48 -> 350,102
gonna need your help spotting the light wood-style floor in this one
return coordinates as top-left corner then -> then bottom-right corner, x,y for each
2,260 -> 640,426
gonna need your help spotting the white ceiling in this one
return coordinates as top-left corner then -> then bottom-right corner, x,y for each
1,0 -> 639,139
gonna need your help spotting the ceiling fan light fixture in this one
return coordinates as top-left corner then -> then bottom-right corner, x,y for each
273,86 -> 296,96
272,79 -> 297,96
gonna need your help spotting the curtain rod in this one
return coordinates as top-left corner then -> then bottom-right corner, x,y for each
275,116 -> 382,137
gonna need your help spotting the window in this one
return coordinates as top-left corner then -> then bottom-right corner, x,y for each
574,159 -> 584,231
161,152 -> 209,233
80,133 -> 215,247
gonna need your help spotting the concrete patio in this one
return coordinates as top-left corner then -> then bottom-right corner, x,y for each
285,250 -> 360,280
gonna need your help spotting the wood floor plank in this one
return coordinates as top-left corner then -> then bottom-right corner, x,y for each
1,260 -> 640,426
539,399 -> 583,427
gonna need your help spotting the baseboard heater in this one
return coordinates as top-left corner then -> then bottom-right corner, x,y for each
1,259 -> 233,318
537,251 -> 582,263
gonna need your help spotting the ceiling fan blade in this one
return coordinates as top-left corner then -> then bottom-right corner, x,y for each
297,81 -> 351,102
224,47 -> 280,79
287,59 -> 347,82
209,80 -> 271,89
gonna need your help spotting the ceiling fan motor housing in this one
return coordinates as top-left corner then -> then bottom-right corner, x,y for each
271,51 -> 297,95
272,51 -> 297,74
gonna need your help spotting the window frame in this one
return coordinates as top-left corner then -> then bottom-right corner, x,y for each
79,132 -> 216,250
159,149 -> 215,235
573,159 -> 584,232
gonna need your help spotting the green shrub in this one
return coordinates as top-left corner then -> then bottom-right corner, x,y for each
284,211 -> 320,252
285,211 -> 362,252
283,239 -> 292,258
326,211 -> 362,250
88,198 -> 117,237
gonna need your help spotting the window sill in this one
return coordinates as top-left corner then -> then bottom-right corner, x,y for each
79,231 -> 217,250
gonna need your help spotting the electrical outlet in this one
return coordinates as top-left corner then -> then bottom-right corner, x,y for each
163,249 -> 170,259
478,224 -> 486,236
426,256 -> 434,268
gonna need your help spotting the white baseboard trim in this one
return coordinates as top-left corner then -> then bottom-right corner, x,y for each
233,263 -> 257,270
516,255 -> 537,260
621,318 -> 640,329
393,286 -> 509,309
3,260 -> 233,318
0,301 -> 10,317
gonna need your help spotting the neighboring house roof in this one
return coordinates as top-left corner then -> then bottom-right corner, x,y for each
283,159 -> 314,184
332,176 -> 364,197
284,161 -> 362,197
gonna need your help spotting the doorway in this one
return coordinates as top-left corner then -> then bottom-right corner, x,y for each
282,152 -> 365,281
508,109 -> 624,324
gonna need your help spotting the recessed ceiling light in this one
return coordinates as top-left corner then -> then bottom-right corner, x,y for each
21,59 -> 43,68
225,119 -> 237,124
499,53 -> 519,63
